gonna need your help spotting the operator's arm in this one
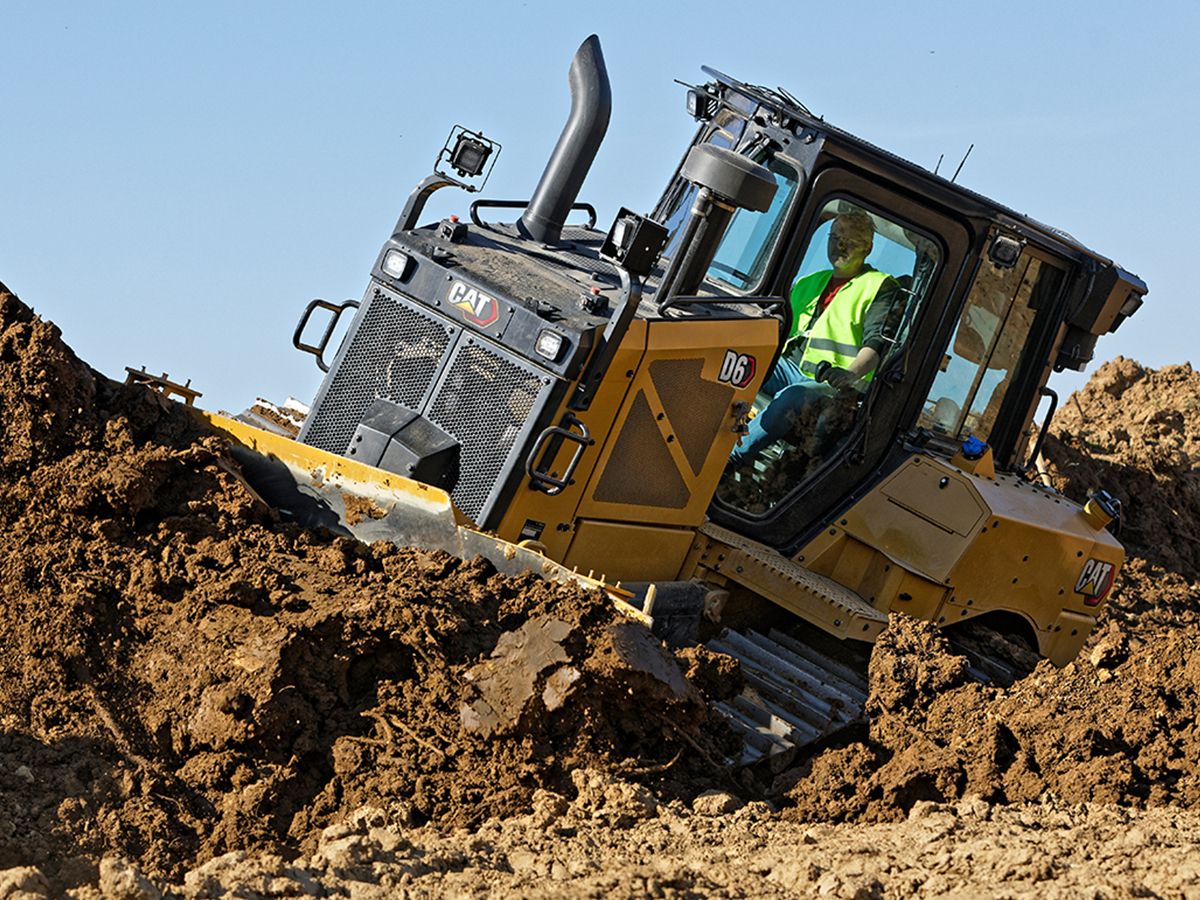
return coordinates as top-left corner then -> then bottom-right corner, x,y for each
845,346 -> 880,378
853,277 -> 902,376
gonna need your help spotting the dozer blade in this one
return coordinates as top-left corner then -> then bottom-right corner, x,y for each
198,412 -> 645,622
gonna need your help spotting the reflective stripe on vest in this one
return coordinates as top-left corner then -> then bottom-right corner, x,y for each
788,268 -> 892,379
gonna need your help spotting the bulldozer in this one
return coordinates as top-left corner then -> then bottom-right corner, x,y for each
193,36 -> 1145,766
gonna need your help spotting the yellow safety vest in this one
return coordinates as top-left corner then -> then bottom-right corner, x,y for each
788,268 -> 893,379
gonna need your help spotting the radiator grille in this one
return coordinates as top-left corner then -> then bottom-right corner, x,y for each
428,341 -> 545,520
301,288 -> 452,455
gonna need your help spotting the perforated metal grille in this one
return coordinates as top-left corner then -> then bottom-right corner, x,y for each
428,341 -> 545,520
594,390 -> 691,509
650,358 -> 733,475
301,289 -> 453,455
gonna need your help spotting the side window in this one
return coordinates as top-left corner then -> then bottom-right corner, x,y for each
658,112 -> 747,258
718,198 -> 941,515
706,159 -> 801,291
919,253 -> 1064,442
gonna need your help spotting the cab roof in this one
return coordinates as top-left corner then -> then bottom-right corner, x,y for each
701,66 -> 1133,275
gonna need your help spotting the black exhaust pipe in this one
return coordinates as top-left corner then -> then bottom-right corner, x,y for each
519,35 -> 611,246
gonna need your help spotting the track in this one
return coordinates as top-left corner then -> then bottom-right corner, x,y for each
706,627 -> 869,768
708,621 -> 1040,768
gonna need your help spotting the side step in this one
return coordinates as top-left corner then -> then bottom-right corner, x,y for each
707,627 -> 870,768
694,523 -> 888,642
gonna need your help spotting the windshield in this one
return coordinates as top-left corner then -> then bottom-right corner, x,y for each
706,158 -> 801,292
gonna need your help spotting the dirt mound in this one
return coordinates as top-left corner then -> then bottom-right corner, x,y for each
776,360 -> 1200,824
1041,356 -> 1200,580
0,286 -> 731,893
0,282 -> 99,473
780,591 -> 1200,821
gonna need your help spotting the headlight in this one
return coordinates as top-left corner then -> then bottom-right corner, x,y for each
535,329 -> 565,362
382,248 -> 411,280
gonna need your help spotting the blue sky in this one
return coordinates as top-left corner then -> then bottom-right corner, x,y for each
2,1 -> 1196,412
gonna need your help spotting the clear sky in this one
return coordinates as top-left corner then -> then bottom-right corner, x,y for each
2,1 -> 1197,413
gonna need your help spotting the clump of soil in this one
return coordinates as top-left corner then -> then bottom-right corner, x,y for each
0,284 -> 731,892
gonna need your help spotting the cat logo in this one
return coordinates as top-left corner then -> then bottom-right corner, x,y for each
448,281 -> 499,327
718,350 -> 757,388
1074,557 -> 1116,606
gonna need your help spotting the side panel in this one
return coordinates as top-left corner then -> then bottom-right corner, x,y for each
562,521 -> 698,583
797,453 -> 1123,663
574,317 -> 778,526
495,315 -> 778,576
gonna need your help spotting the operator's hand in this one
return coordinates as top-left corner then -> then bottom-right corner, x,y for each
819,366 -> 860,391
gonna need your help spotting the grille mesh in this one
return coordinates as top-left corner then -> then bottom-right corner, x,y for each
593,390 -> 690,509
428,342 -> 544,520
650,358 -> 733,475
302,289 -> 452,455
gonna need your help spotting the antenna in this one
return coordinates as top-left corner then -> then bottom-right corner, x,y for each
951,144 -> 974,183
933,153 -> 944,176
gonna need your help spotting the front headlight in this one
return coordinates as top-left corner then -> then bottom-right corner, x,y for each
534,329 -> 565,362
382,248 -> 411,280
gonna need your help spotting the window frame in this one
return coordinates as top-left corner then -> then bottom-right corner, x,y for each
652,118 -> 809,299
917,246 -> 1070,458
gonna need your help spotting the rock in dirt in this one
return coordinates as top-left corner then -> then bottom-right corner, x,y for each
692,789 -> 745,816
569,769 -> 658,826
98,857 -> 161,900
0,867 -> 50,899
460,616 -> 574,736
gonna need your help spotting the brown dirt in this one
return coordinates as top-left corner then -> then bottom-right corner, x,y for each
0,284 -> 732,894
246,401 -> 302,437
159,794 -> 1200,898
1042,356 -> 1200,579
2,279 -> 1199,897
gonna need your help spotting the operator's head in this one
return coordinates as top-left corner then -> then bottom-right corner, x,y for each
827,210 -> 874,277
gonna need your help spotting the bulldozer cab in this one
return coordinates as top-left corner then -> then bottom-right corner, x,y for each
645,68 -> 1145,557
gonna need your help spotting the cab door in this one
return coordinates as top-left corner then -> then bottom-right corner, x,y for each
710,165 -> 972,554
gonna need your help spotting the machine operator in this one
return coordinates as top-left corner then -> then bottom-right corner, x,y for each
730,209 -> 900,465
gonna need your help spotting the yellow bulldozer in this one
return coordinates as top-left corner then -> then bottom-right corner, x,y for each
189,36 -> 1144,766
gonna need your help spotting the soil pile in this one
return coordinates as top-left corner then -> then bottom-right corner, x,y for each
775,359 -> 1200,822
0,284 -> 731,893
1042,356 -> 1200,580
3,275 -> 1199,896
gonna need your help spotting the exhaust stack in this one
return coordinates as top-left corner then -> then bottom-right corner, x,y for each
519,35 -> 612,246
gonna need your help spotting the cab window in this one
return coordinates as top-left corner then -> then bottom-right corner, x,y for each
706,158 -> 800,292
716,198 -> 941,515
919,251 -> 1064,443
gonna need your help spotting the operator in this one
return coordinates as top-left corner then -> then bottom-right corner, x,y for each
730,209 -> 900,465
